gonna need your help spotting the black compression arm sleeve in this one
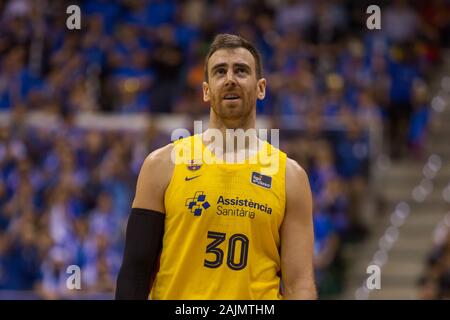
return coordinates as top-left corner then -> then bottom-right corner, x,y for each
115,208 -> 165,300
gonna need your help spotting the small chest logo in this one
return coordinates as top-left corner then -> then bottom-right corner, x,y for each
187,159 -> 202,171
185,175 -> 201,181
185,191 -> 210,216
251,172 -> 272,189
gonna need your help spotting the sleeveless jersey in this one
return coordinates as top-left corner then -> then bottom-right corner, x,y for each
150,134 -> 287,299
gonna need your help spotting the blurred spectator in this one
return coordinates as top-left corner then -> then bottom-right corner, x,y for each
355,89 -> 383,128
275,0 -> 315,37
419,232 -> 450,299
383,0 -> 420,44
88,191 -> 120,243
309,140 -> 338,198
82,233 -> 119,294
36,246 -> 71,300
334,117 -> 369,238
407,82 -> 431,160
313,208 -> 342,297
387,45 -> 422,158
150,25 -> 183,113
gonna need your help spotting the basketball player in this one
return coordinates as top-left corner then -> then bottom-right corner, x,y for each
115,34 -> 316,300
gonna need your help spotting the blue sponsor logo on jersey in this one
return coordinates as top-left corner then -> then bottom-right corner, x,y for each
251,172 -> 272,189
185,191 -> 210,216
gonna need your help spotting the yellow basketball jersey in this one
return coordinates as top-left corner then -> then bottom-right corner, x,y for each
150,134 -> 287,300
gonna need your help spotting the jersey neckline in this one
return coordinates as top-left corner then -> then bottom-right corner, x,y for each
193,133 -> 270,167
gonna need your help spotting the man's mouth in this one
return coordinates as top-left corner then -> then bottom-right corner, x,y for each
223,93 -> 240,100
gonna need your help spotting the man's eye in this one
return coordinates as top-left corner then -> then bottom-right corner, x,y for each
237,68 -> 247,74
216,69 -> 225,75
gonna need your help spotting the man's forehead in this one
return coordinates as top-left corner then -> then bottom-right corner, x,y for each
208,48 -> 256,69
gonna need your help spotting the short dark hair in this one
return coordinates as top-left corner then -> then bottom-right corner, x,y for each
204,34 -> 263,82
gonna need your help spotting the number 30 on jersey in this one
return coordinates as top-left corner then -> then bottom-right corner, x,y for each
204,231 -> 249,271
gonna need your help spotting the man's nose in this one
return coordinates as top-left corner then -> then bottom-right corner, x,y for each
224,70 -> 237,86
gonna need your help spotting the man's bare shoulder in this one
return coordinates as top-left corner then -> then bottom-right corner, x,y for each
285,157 -> 312,204
143,143 -> 174,166
141,143 -> 176,182
286,157 -> 309,183
132,143 -> 174,211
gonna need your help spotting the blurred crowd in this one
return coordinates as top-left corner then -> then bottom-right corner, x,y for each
0,0 -> 449,298
0,115 -> 169,298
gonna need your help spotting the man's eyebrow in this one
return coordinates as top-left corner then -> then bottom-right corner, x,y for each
233,63 -> 251,70
211,63 -> 227,73
210,62 -> 252,73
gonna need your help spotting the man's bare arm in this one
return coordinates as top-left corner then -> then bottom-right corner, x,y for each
115,144 -> 174,299
281,158 -> 317,300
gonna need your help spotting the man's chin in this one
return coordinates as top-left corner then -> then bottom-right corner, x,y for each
222,99 -> 241,107
220,107 -> 244,120
212,102 -> 251,122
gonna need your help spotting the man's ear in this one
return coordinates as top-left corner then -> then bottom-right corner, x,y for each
203,82 -> 210,102
257,78 -> 266,100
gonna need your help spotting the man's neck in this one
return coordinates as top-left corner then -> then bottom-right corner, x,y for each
208,110 -> 256,133
203,110 -> 261,161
